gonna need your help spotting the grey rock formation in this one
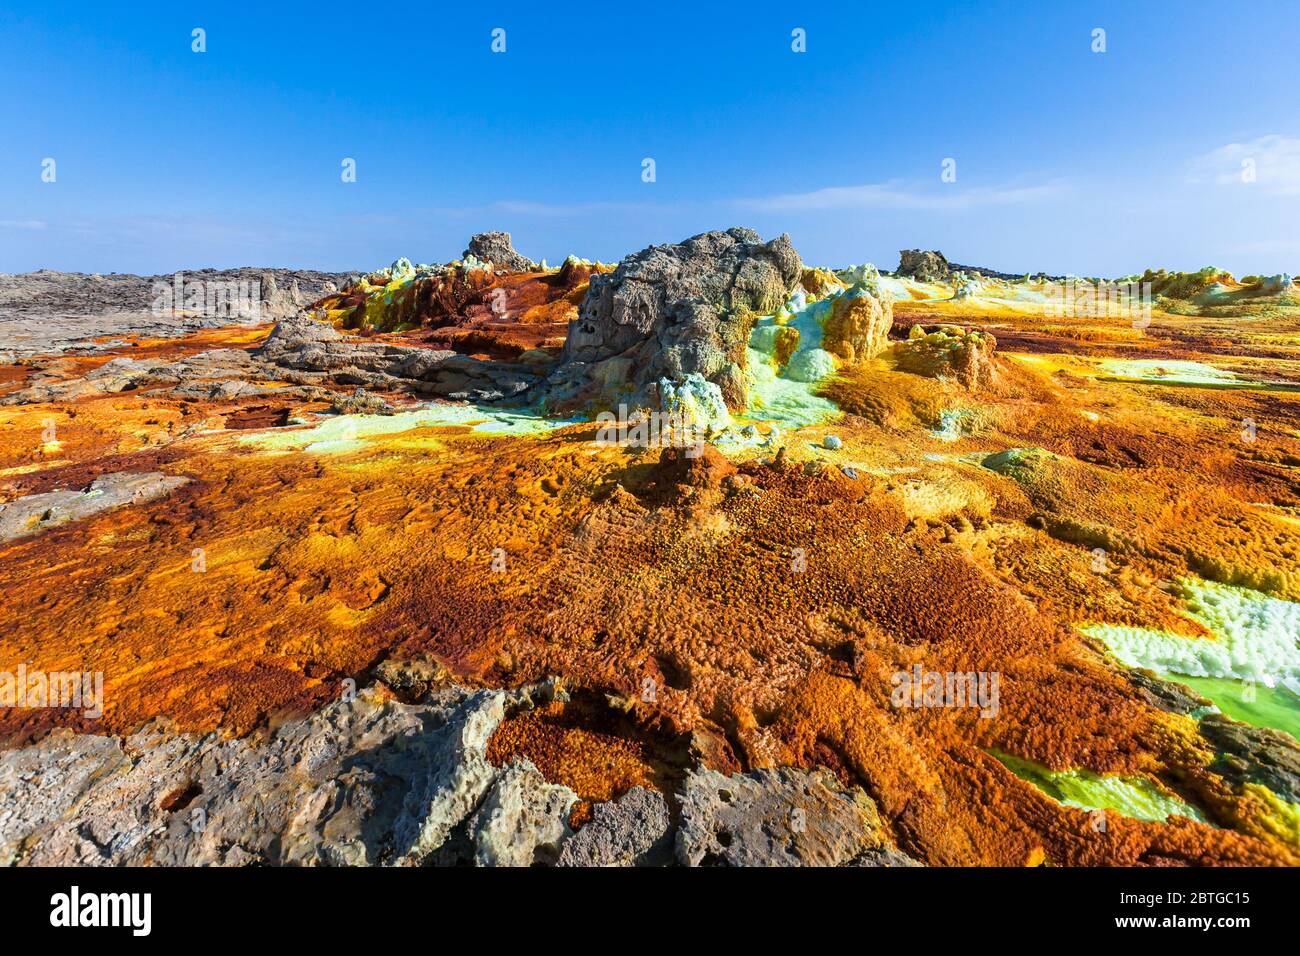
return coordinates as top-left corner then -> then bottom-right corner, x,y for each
0,669 -> 929,868
675,766 -> 907,867
330,387 -> 394,416
896,249 -> 951,282
463,232 -> 536,273
0,682 -> 567,866
1124,669 -> 1211,716
557,786 -> 673,867
552,228 -> 802,410
0,471 -> 189,542
2,310 -> 547,407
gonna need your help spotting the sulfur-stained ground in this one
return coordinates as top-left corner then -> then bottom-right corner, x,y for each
2,296 -> 1299,866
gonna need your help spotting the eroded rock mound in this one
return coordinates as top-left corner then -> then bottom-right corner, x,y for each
552,228 -> 803,411
0,268 -> 355,360
897,324 -> 998,389
463,231 -> 536,273
636,444 -> 739,505
896,249 -> 951,282
331,262 -> 497,333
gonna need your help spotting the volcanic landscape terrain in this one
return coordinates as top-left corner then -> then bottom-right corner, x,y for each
1,230 -> 1298,867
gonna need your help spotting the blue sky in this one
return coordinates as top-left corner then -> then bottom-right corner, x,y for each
2,0 -> 1297,276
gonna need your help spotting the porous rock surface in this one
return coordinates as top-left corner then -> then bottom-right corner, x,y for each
557,786 -> 674,867
0,683 -> 554,866
896,324 -> 998,389
676,766 -> 904,867
467,759 -> 578,866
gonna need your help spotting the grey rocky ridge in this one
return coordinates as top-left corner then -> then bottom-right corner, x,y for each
0,677 -> 919,867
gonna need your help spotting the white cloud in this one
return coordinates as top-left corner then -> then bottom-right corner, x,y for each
1188,134 -> 1300,195
0,219 -> 47,230
732,179 -> 1067,213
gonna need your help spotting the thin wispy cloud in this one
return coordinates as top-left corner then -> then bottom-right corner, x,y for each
347,199 -> 680,227
0,219 -> 47,230
490,199 -> 670,217
1187,134 -> 1300,195
732,179 -> 1068,213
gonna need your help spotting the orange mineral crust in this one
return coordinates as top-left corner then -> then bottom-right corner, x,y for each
2,280 -> 1299,866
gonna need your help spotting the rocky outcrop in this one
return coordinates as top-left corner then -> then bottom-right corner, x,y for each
333,263 -> 496,334
896,249 -> 951,282
3,308 -> 548,406
309,241 -> 588,354
0,472 -> 188,542
463,232 -> 536,273
330,386 -> 393,416
552,228 -> 803,412
0,268 -> 355,359
0,348 -> 270,404
896,324 -> 998,389
257,314 -> 543,402
0,675 -> 924,868
1123,669 -> 1211,716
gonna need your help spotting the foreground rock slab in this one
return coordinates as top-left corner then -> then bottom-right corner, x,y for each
0,684 -> 554,866
0,471 -> 189,542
